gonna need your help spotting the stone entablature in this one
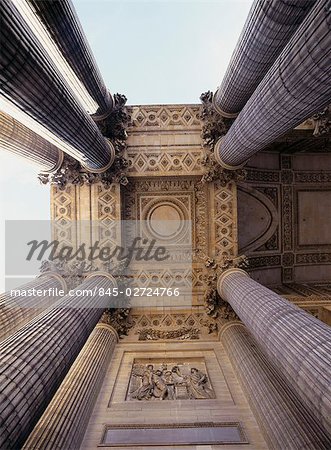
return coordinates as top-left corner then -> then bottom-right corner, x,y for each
51,104 -> 239,308
125,105 -> 204,177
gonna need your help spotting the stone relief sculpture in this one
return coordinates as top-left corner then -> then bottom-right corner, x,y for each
128,361 -> 215,401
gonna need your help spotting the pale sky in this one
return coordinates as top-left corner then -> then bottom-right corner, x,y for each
0,0 -> 253,290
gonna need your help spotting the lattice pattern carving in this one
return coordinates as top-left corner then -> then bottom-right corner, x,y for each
51,185 -> 77,250
214,181 -> 237,258
127,105 -> 201,130
91,183 -> 121,256
125,148 -> 204,176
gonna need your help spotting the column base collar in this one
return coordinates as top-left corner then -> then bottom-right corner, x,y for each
212,90 -> 240,119
39,271 -> 68,294
217,268 -> 249,298
91,92 -> 114,122
39,150 -> 64,174
81,139 -> 115,173
214,137 -> 247,170
86,271 -> 118,287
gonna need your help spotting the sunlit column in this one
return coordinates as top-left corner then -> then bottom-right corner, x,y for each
217,268 -> 331,435
214,0 -> 331,169
23,316 -> 118,450
0,273 -> 117,449
27,0 -> 114,119
213,0 -> 316,117
0,111 -> 63,172
0,0 -> 114,172
221,322 -> 331,449
0,273 -> 66,342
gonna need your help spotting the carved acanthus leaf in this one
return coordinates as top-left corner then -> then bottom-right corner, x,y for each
199,91 -> 246,184
203,287 -> 238,321
38,93 -> 130,189
195,251 -> 249,275
95,93 -> 131,142
39,152 -> 129,190
100,308 -> 132,338
199,91 -> 233,150
39,260 -> 94,290
194,251 -> 248,319
136,327 -> 200,341
313,106 -> 331,136
199,152 -> 246,185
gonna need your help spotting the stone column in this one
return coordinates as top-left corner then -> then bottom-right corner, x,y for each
22,316 -> 118,450
213,0 -> 315,118
28,0 -> 113,120
221,322 -> 331,449
0,273 -> 66,342
0,272 -> 117,450
217,268 -> 331,435
214,0 -> 331,169
0,111 -> 64,173
0,0 -> 114,173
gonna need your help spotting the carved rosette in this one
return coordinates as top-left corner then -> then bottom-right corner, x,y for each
38,94 -> 130,189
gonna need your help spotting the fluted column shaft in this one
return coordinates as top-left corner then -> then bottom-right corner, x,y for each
0,273 -> 66,342
217,269 -> 331,435
221,322 -> 331,449
28,0 -> 113,119
0,273 -> 116,449
0,0 -> 114,172
23,321 -> 118,450
214,0 -> 315,117
214,0 -> 331,169
0,111 -> 63,172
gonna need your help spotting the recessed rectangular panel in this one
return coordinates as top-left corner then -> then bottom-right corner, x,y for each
297,190 -> 331,247
101,423 -> 248,446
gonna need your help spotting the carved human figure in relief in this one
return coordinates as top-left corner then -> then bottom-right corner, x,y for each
129,363 -> 214,401
163,370 -> 176,400
152,370 -> 167,399
186,367 -> 214,399
131,364 -> 154,400
171,365 -> 185,384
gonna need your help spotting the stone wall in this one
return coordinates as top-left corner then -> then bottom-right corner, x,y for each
81,339 -> 267,450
